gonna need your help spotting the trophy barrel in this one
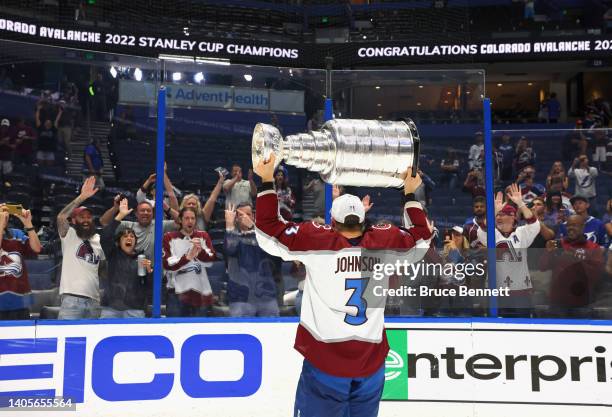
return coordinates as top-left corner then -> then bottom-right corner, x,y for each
251,119 -> 420,188
319,119 -> 418,188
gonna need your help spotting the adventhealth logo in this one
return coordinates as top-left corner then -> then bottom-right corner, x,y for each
167,86 -> 233,105
165,85 -> 269,109
0,334 -> 262,403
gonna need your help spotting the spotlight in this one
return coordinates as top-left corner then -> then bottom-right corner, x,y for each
194,72 -> 204,83
134,68 -> 142,81
109,66 -> 117,78
172,72 -> 182,81
244,74 -> 253,82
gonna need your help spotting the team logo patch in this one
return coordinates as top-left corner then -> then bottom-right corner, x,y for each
76,242 -> 100,265
178,263 -> 203,275
0,252 -> 23,278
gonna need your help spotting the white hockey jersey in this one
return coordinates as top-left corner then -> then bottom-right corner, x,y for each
477,218 -> 540,292
255,187 -> 432,377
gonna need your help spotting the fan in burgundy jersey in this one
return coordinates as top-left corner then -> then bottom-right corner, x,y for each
0,206 -> 42,320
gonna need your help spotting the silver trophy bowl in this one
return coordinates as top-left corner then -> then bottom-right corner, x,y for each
252,119 -> 421,187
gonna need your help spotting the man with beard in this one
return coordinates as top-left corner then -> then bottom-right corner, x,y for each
163,207 -> 216,317
224,202 -> 281,317
540,215 -> 605,317
57,176 -> 105,319
101,198 -> 177,260
463,196 -> 486,246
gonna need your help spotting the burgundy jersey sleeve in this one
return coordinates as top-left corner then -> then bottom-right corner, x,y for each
162,232 -> 189,271
400,200 -> 434,247
255,189 -> 315,260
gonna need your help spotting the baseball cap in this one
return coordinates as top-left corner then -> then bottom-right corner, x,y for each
570,195 -> 588,205
451,225 -> 463,234
71,206 -> 93,218
331,194 -> 365,224
1,119 -> 9,127
498,204 -> 517,217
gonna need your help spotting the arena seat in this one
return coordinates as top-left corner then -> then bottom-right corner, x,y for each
207,261 -> 227,297
25,259 -> 57,290
30,287 -> 60,317
39,305 -> 60,320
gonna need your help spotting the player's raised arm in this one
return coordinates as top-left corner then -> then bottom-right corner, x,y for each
398,169 -> 434,246
254,154 -> 305,260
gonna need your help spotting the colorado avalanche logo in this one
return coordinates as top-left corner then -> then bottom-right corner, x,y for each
496,241 -> 522,262
76,242 -> 100,265
0,252 -> 23,278
178,263 -> 202,275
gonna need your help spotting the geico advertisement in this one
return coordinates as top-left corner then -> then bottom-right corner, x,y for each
0,322 -> 302,417
1,321 -> 612,417
383,325 -> 612,407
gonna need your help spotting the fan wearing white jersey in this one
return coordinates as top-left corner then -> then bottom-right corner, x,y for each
477,183 -> 541,316
254,154 -> 432,417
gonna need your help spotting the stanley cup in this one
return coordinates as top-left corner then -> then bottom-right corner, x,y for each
252,119 -> 421,187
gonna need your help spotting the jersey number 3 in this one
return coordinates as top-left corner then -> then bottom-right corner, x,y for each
344,278 -> 369,326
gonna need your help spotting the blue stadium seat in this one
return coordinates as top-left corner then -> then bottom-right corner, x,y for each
26,259 -> 57,290
207,261 -> 227,296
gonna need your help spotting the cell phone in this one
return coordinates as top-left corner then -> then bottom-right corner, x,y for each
4,204 -> 23,216
215,167 -> 229,178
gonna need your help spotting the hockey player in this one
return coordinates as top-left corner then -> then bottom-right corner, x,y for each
254,154 -> 432,417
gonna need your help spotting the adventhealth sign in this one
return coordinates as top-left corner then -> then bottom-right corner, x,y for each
119,80 -> 304,113
166,86 -> 269,110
